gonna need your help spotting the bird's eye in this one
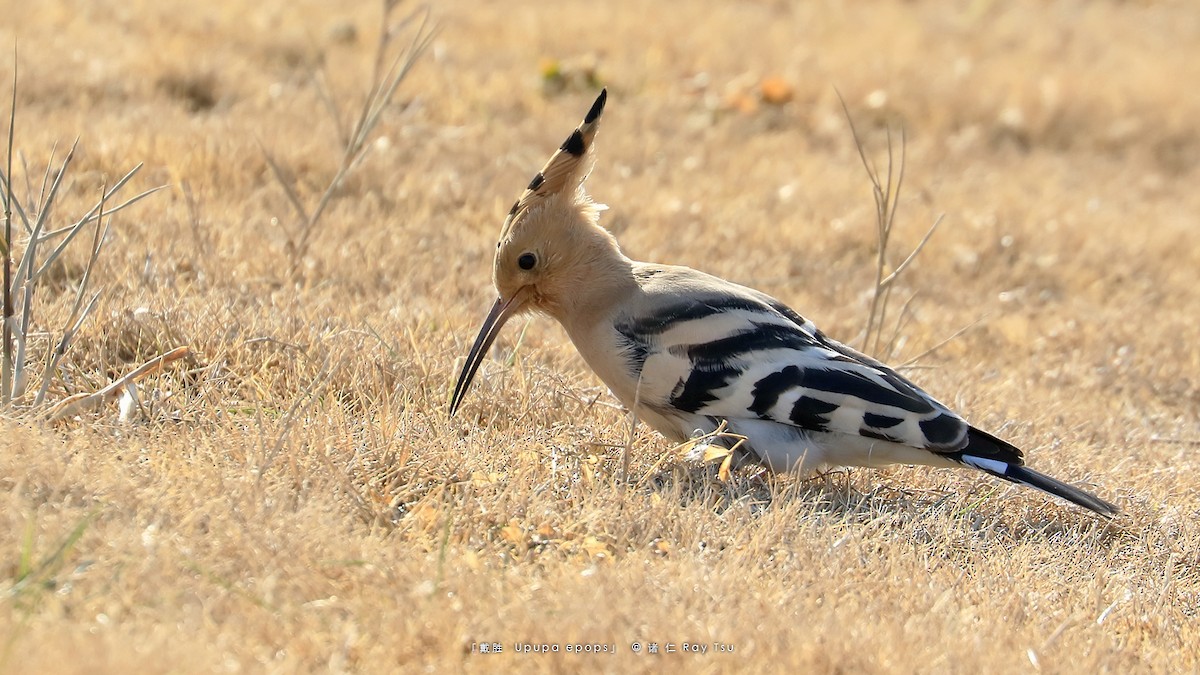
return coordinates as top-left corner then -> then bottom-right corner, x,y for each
518,252 -> 537,271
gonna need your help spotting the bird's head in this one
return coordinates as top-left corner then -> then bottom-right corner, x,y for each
451,89 -> 621,416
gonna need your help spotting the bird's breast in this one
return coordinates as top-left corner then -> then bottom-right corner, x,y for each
559,316 -> 693,440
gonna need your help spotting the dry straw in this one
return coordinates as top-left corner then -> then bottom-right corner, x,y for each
0,62 -> 172,419
260,0 -> 436,277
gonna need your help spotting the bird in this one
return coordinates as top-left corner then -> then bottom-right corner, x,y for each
449,89 -> 1117,516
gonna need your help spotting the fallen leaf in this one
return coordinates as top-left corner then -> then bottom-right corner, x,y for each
471,471 -> 504,486
500,520 -> 526,546
118,383 -> 140,423
718,453 -> 733,482
726,92 -> 759,115
760,76 -> 794,104
408,502 -> 440,532
702,444 -> 731,464
581,535 -> 611,559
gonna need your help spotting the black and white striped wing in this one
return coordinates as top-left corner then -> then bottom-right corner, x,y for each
619,290 -> 970,455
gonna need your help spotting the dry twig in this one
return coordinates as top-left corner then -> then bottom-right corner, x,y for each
0,60 -> 167,411
263,0 -> 435,275
838,91 -> 943,359
45,346 -> 191,422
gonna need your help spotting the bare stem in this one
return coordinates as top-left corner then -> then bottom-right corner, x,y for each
622,375 -> 643,495
0,55 -> 163,411
265,1 -> 435,278
34,182 -> 109,406
837,90 -> 943,358
2,60 -> 15,406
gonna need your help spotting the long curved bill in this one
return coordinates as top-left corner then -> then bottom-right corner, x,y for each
449,293 -> 526,416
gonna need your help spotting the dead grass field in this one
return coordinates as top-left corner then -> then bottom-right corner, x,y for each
1,0 -> 1199,672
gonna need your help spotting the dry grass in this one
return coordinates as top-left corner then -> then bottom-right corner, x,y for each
2,0 -> 1199,672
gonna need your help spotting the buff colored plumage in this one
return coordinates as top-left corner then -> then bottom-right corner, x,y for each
450,90 -> 1116,516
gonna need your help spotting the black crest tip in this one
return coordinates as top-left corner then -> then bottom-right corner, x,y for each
561,129 -> 586,156
584,88 -> 607,124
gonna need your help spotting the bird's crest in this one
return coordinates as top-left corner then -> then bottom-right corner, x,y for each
498,89 -> 607,242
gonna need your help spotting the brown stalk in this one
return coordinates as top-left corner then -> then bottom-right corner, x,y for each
2,60 -> 14,405
263,1 -> 435,277
837,91 -> 943,358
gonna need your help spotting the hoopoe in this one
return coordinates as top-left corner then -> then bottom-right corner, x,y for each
450,89 -> 1117,516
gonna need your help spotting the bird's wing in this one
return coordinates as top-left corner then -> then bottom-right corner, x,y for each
617,272 -> 971,455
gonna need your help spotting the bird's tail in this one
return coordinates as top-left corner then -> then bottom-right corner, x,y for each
955,427 -> 1118,516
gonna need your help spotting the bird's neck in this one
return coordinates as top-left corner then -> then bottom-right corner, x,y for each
543,226 -> 638,331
